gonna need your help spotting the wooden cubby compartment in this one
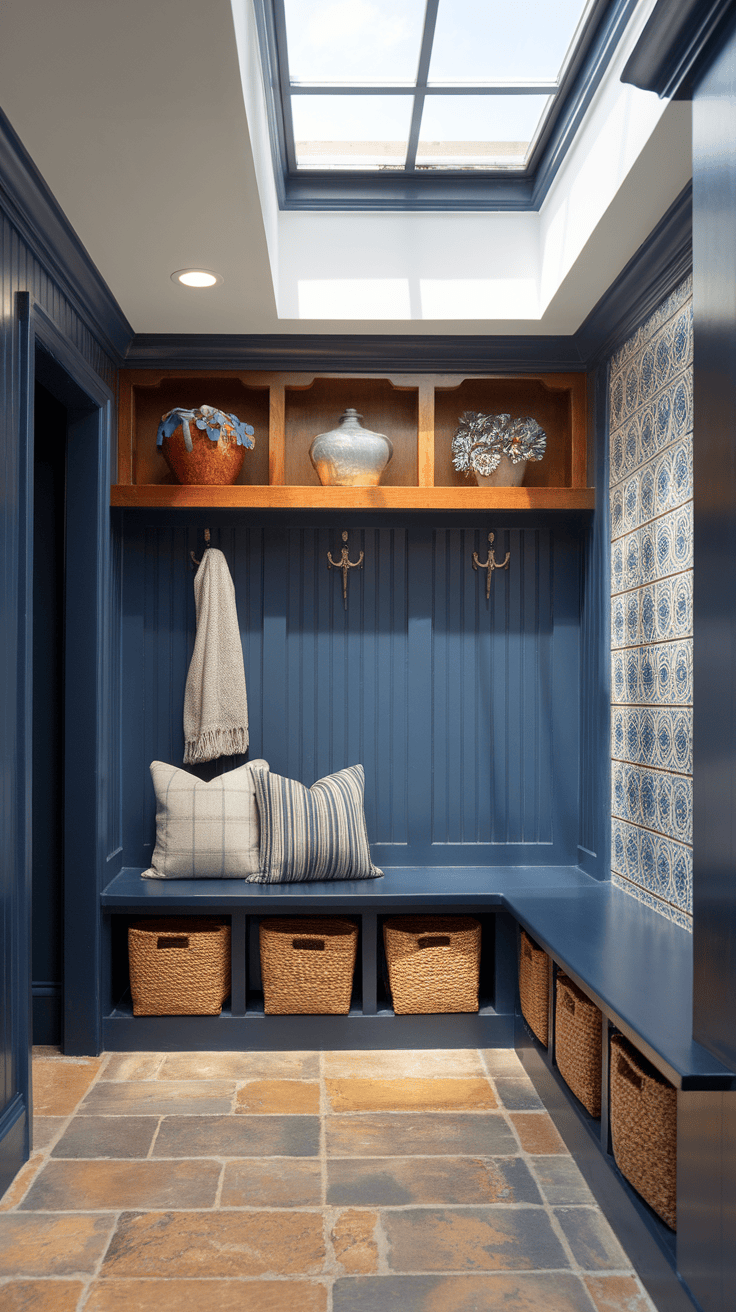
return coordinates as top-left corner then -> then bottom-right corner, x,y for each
284,377 -> 418,487
119,372 -> 271,487
434,376 -> 581,489
113,368 -> 591,509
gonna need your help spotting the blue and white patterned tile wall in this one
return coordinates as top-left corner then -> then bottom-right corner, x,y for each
609,277 -> 693,929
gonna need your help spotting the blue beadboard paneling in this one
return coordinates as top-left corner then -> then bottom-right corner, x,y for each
122,517 -> 582,869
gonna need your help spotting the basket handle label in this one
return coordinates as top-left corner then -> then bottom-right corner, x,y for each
157,936 -> 189,949
293,938 -> 325,951
563,993 -> 576,1015
418,935 -> 451,949
617,1053 -> 642,1090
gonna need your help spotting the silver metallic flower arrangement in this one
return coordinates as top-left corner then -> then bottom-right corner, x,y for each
451,412 -> 547,478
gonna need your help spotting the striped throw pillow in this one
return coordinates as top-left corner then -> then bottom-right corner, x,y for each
248,763 -> 383,883
143,759 -> 269,879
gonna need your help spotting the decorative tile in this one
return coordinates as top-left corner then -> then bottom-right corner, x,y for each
610,282 -> 693,928
610,277 -> 692,377
611,873 -> 693,930
610,439 -> 693,536
612,762 -> 692,844
611,819 -> 692,913
611,640 -> 692,706
611,505 -> 692,595
610,574 -> 692,649
611,707 -> 692,773
609,305 -> 693,431
609,374 -> 693,485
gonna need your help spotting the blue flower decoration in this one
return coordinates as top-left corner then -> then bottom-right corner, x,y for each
157,405 -> 255,453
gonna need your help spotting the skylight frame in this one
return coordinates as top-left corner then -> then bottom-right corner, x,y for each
252,0 -> 635,210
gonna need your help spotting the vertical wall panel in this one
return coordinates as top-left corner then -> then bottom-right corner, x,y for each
693,28 -> 736,1076
0,200 -> 117,1174
121,517 -> 580,870
430,528 -> 555,849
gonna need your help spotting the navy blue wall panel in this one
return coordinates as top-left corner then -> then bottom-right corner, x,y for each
578,371 -> 611,879
121,515 -> 583,870
31,383 -> 67,1043
0,201 -> 118,1178
692,23 -> 736,1071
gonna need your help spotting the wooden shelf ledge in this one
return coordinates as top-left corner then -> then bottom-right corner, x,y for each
110,485 -> 596,510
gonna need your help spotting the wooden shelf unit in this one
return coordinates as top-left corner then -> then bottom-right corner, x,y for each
113,368 -> 592,510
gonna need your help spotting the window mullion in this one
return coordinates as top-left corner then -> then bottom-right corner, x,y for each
406,0 -> 441,171
273,0 -> 298,172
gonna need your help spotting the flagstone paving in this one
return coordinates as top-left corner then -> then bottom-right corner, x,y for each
0,1047 -> 658,1311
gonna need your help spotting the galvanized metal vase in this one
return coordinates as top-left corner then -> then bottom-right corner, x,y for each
309,408 -> 393,487
474,455 -> 528,487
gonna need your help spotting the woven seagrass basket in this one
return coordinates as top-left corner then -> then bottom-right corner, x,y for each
128,917 -> 231,1016
610,1033 -> 677,1230
383,916 -> 481,1014
259,917 -> 358,1014
518,929 -> 550,1046
555,973 -> 602,1117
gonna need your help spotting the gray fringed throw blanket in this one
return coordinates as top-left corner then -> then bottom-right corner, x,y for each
183,547 -> 249,763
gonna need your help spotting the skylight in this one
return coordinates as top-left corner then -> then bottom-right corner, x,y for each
251,0 -> 629,208
280,0 -> 595,173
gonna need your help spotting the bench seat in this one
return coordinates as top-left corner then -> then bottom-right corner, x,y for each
101,865 -> 734,1089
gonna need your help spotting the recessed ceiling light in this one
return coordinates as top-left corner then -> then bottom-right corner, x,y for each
171,269 -> 222,288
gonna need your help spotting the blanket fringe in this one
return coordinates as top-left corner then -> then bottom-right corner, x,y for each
184,726 -> 249,764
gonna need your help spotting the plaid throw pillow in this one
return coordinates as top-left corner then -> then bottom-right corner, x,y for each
143,759 -> 269,879
248,763 -> 383,883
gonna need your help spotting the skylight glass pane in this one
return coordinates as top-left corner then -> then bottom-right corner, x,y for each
417,94 -> 549,167
283,0 -> 426,83
292,95 -> 412,169
428,0 -> 591,83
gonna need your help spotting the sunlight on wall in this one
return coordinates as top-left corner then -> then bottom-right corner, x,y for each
419,279 -> 539,320
297,278 -> 412,319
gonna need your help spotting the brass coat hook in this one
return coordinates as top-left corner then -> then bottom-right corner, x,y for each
190,527 -> 211,568
328,530 -> 364,610
473,532 -> 510,599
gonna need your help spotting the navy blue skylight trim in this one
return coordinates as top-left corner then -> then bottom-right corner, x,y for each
252,0 -> 628,212
621,0 -> 736,99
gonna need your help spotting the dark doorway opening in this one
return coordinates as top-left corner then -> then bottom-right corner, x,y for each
31,381 -> 67,1044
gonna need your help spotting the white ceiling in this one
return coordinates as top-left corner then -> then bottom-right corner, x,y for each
0,0 -> 692,337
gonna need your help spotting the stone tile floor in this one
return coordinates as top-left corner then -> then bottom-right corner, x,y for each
0,1047 -> 658,1311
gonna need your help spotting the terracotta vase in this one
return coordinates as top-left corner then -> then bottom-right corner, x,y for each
161,424 -> 246,486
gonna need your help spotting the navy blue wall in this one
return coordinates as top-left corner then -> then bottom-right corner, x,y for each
121,512 -> 584,872
0,198 -> 119,1188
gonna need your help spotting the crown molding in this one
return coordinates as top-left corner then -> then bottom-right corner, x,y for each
0,108 -> 132,365
621,0 -> 736,98
576,182 -> 692,363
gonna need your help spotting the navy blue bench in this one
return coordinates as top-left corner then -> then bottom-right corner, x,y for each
100,864 -> 734,1089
